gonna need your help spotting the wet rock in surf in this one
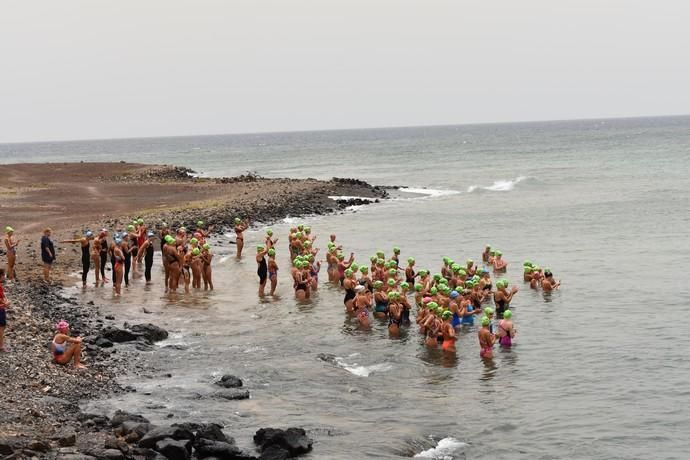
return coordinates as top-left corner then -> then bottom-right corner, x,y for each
215,375 -> 243,389
193,423 -> 235,444
214,389 -> 250,401
130,323 -> 169,342
316,353 -> 337,365
193,438 -> 242,458
100,326 -> 138,343
253,428 -> 312,456
138,426 -> 194,449
258,445 -> 289,460
110,410 -> 149,428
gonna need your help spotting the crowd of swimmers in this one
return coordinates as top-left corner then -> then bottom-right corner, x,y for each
253,225 -> 561,359
1,221 -> 559,365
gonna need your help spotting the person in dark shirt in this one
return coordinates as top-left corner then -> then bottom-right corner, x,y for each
40,228 -> 55,282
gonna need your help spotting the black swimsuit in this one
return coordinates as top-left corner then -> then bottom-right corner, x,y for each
257,256 -> 268,283
81,243 -> 90,283
344,286 -> 356,305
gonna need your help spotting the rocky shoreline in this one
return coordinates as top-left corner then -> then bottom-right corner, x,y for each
0,165 -> 395,459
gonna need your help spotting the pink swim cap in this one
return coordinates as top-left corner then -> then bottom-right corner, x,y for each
423,296 -> 433,304
56,320 -> 70,331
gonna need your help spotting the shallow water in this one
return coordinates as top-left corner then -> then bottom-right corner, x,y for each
6,116 -> 690,458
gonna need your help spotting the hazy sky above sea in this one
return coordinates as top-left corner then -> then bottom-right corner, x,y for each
1,0 -> 689,143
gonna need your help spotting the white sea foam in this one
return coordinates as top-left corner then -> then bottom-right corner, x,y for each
334,357 -> 392,377
414,437 -> 467,459
328,195 -> 374,201
467,176 -> 527,193
398,187 -> 461,198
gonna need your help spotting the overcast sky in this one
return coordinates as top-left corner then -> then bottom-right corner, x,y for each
1,0 -> 689,143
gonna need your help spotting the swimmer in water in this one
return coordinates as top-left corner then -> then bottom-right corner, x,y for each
4,227 -> 19,282
112,237 -> 125,296
493,250 -> 507,272
482,244 -> 491,263
387,291 -> 403,336
256,243 -> 271,297
494,279 -> 518,318
354,285 -> 371,328
541,269 -> 561,292
201,243 -> 214,290
190,247 -> 202,289
523,263 -> 534,283
496,309 -> 516,347
234,217 -> 249,258
51,320 -> 86,369
268,248 -> 279,295
163,235 -> 181,294
530,266 -> 543,289
343,268 -> 357,313
478,316 -> 495,359
405,257 -> 416,285
136,231 -> 156,285
441,310 -> 457,352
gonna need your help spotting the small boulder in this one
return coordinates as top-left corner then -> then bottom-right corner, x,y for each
139,426 -> 194,449
130,323 -> 168,342
193,439 -> 241,459
28,440 -> 51,452
96,337 -> 114,348
214,389 -> 250,401
55,431 -> 77,447
216,375 -> 243,388
154,438 -> 191,460
258,445 -> 289,460
99,449 -> 126,460
100,326 -> 137,343
111,410 -> 149,428
253,428 -> 312,456
194,423 -> 233,444
0,439 -> 15,456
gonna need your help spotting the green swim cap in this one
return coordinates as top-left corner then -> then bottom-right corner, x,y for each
486,243 -> 491,249
438,278 -> 448,285
337,253 -> 345,260
308,254 -> 314,261
428,302 -> 438,309
360,266 -> 368,274
203,243 -> 210,250
407,257 -> 415,264
524,260 -> 533,267
466,259 -> 473,265
400,282 -> 409,289
351,263 -> 359,271
304,226 -> 311,234
481,316 -> 490,327
138,219 -> 144,225
451,263 -> 460,271
490,250 -> 496,256
303,240 -> 311,246
374,280 -> 383,289
297,224 -> 304,230
345,269 -> 353,276
419,269 -> 428,276
533,266 -> 541,272
544,267 -> 551,273
442,310 -> 452,319
465,281 -> 473,288
295,232 -> 302,238
235,217 -> 241,224
448,260 -> 454,266
501,278 -> 509,286
377,258 -> 385,265
393,247 -> 401,254
268,248 -> 276,256
370,255 -> 377,262
376,250 -> 385,257
387,279 -> 396,286
458,269 -> 466,276
165,235 -> 174,244
190,237 -> 198,245
387,291 -> 396,300
430,287 -> 438,295
433,274 -> 442,281
257,245 -> 265,252
5,226 -> 14,233
443,256 -> 450,263
484,307 -> 494,316
524,266 -> 533,273
127,224 -> 134,231
266,228 -> 273,236
496,250 -> 502,256
197,220 -> 203,227
388,268 -> 397,276
192,248 -> 200,256
503,310 -> 513,319
414,283 -> 422,291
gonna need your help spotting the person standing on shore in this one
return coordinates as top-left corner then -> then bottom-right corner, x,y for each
234,217 -> 249,258
0,269 -> 8,352
61,231 -> 94,288
136,231 -> 156,284
4,227 -> 19,282
40,228 -> 55,282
